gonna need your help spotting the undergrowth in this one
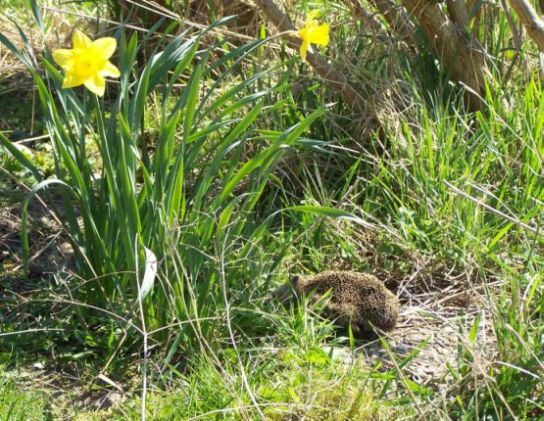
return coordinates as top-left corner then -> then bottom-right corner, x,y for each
0,0 -> 542,420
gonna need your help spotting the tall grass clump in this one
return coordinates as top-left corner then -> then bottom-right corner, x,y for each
0,5 -> 325,351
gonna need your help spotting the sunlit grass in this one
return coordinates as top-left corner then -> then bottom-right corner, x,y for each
0,0 -> 542,419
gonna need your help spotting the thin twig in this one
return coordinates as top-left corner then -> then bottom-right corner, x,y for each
43,5 -> 255,42
0,328 -> 65,337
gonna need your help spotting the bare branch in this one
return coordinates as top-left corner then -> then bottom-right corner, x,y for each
509,0 -> 544,51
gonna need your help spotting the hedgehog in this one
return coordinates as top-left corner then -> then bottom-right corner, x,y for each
273,271 -> 400,339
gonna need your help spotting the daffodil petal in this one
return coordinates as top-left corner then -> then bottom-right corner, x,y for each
53,49 -> 74,69
73,30 -> 92,49
99,61 -> 120,78
62,72 -> 85,89
84,74 -> 106,96
309,24 -> 329,46
300,40 -> 309,61
56,30 -> 118,95
92,37 -> 117,60
298,10 -> 329,61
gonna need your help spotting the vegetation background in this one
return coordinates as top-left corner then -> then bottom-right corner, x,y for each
0,0 -> 543,419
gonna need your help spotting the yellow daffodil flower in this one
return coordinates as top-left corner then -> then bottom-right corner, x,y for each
53,30 -> 120,97
297,10 -> 329,61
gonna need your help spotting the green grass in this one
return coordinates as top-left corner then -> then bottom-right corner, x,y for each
0,367 -> 50,420
0,0 -> 543,419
